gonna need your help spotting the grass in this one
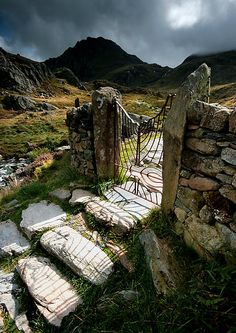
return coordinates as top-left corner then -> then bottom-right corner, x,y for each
0,80 -> 91,157
0,152 -> 90,222
1,182 -> 236,333
122,92 -> 165,117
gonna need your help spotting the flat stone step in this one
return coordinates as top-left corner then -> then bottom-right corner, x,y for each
85,199 -> 137,235
20,200 -> 67,239
109,180 -> 162,206
17,256 -> 82,327
40,226 -> 114,285
121,198 -> 157,220
0,220 -> 30,257
104,186 -> 159,219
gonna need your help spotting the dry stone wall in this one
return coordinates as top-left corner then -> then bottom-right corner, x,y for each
66,103 -> 96,178
164,65 -> 236,260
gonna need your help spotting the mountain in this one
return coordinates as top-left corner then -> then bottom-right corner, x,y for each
1,38 -> 236,93
45,37 -> 171,86
156,50 -> 236,88
0,47 -> 51,92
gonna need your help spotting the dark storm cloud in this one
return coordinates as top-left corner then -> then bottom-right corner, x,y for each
0,0 -> 236,66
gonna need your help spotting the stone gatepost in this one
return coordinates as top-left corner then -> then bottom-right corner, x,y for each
92,87 -> 122,179
162,63 -> 211,213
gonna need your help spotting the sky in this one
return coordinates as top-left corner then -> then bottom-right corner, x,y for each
0,0 -> 236,67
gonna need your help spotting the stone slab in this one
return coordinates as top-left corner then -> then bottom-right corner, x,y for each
40,226 -> 114,285
85,199 -> 136,235
69,189 -> 97,205
104,186 -> 138,203
120,180 -> 162,205
20,201 -> 66,239
17,256 -> 82,327
0,220 -> 30,257
139,229 -> 178,294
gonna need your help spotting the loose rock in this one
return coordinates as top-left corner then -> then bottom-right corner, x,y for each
69,189 -> 97,205
49,188 -> 71,201
0,220 -> 30,257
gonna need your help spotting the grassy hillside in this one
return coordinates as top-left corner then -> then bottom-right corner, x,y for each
1,74 -> 236,158
0,80 -> 90,157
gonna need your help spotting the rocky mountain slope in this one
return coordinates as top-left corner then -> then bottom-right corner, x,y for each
1,37 -> 236,92
156,50 -> 236,88
0,48 -> 51,92
45,37 -> 171,87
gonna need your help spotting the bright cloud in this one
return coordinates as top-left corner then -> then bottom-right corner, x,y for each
167,0 -> 202,29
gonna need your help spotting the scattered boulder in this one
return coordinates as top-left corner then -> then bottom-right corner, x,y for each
20,200 -> 67,239
0,220 -> 30,257
2,95 -> 36,111
40,226 -> 114,285
37,102 -> 58,111
17,256 -> 82,327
